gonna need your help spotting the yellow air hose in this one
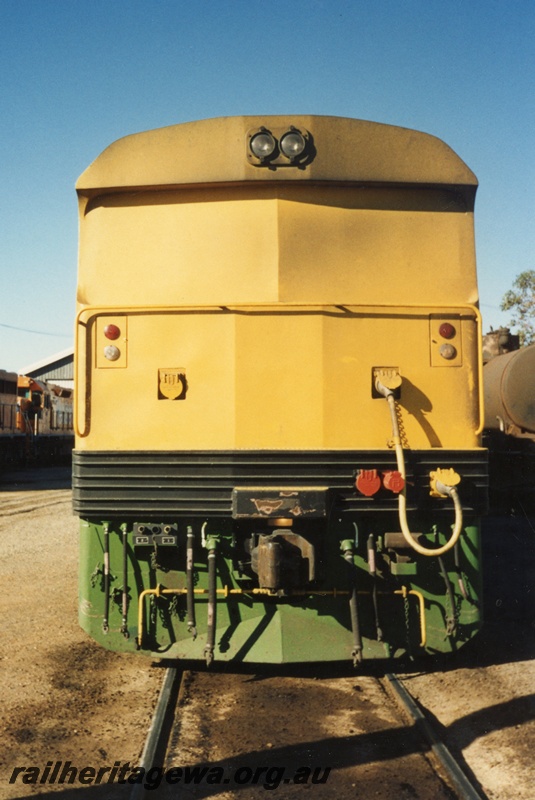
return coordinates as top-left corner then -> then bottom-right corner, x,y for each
379,381 -> 463,557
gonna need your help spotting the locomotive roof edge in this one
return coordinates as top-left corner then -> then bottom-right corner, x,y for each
76,115 -> 478,198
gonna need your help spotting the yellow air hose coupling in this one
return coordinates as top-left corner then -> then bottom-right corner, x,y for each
430,468 -> 461,498
395,467 -> 463,558
423,468 -> 464,556
375,368 -> 464,558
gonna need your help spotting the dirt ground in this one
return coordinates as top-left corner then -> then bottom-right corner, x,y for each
163,670 -> 458,800
398,618 -> 535,799
0,468 -> 162,799
0,467 -> 534,799
162,621 -> 535,800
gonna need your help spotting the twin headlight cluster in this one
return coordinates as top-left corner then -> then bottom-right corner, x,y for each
247,125 -> 312,166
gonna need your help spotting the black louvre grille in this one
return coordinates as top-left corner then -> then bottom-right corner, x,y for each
72,449 -> 488,519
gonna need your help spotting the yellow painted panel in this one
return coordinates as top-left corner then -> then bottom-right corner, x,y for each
233,314 -> 323,448
87,312 -> 236,449
78,190 -> 280,307
277,197 -> 477,305
321,312 -> 479,449
78,187 -> 477,308
78,308 -> 480,451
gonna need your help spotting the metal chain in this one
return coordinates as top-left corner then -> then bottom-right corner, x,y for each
394,398 -> 410,449
444,586 -> 456,637
168,594 -> 179,617
150,594 -> 157,627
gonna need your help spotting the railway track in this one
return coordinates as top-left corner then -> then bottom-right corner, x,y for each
0,489 -> 71,516
130,667 -> 487,800
0,466 -> 71,516
384,673 -> 484,800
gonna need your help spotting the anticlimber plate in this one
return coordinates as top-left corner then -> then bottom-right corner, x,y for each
232,487 -> 330,519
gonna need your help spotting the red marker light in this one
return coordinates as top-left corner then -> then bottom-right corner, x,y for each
104,324 -> 121,340
439,322 -> 456,339
355,469 -> 381,497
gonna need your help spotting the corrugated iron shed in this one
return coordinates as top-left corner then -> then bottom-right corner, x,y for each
20,347 -> 74,390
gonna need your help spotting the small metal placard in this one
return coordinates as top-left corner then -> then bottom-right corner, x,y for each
158,368 -> 187,400
232,487 -> 329,519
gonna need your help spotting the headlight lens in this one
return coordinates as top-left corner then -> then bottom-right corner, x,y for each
249,130 -> 276,160
280,129 -> 306,160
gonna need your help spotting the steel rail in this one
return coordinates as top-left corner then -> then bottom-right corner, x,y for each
385,673 -> 487,800
130,667 -> 486,798
130,667 -> 181,800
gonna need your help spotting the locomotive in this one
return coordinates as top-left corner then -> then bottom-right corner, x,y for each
0,369 -> 73,466
74,115 -> 488,665
0,369 -> 21,465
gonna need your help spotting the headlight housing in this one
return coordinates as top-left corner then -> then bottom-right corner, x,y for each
247,125 -> 312,167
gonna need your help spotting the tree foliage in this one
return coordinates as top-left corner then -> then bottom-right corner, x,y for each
501,270 -> 535,345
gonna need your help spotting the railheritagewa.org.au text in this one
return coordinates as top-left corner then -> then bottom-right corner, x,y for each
9,761 -> 332,791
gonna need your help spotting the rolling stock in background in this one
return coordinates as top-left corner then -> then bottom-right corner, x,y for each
483,331 -> 535,513
0,370 -> 73,466
74,114 -> 491,666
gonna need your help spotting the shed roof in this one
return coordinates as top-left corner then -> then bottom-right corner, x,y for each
20,347 -> 74,380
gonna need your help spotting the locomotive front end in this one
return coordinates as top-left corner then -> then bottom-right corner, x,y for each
74,116 -> 486,665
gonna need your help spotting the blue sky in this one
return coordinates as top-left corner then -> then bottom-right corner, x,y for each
1,0 -> 533,371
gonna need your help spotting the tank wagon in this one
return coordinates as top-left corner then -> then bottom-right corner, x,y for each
74,115 -> 487,665
484,344 -> 535,514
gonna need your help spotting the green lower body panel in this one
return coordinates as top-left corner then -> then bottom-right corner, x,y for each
78,517 -> 483,664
